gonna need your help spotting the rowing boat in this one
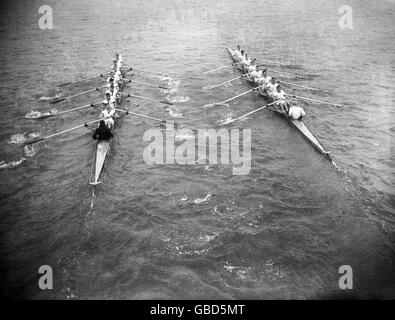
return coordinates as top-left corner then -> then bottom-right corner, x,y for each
89,56 -> 126,185
227,48 -> 336,165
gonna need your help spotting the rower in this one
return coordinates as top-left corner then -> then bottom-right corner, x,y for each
250,65 -> 264,80
242,54 -> 251,67
247,59 -> 257,73
102,92 -> 111,105
255,69 -> 271,85
238,50 -> 245,62
111,59 -> 118,72
233,45 -> 242,59
93,120 -> 114,141
106,77 -> 114,88
288,102 -> 306,120
271,85 -> 289,114
100,106 -> 115,129
265,77 -> 278,97
108,84 -> 114,95
114,70 -> 122,82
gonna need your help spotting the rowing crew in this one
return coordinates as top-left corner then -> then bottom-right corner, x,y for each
231,46 -> 305,120
93,53 -> 124,141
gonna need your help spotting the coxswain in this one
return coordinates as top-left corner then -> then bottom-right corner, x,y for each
93,120 -> 113,141
288,102 -> 306,120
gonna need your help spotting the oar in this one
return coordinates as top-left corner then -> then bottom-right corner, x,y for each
202,62 -> 240,75
264,67 -> 303,78
115,108 -> 166,123
35,102 -> 102,119
50,86 -> 106,104
122,78 -> 168,89
25,119 -> 101,145
216,87 -> 257,105
119,92 -> 173,105
100,67 -> 133,80
279,81 -> 319,91
223,101 -> 279,125
58,73 -> 111,87
285,94 -> 342,107
205,72 -> 252,90
256,58 -> 291,67
128,68 -> 169,77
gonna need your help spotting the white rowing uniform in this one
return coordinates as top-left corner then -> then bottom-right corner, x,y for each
114,72 -> 121,82
288,106 -> 306,120
271,89 -> 286,101
256,75 -> 271,85
250,69 -> 261,78
233,49 -> 241,58
242,57 -> 251,67
100,109 -> 115,128
247,64 -> 256,73
266,82 -> 278,95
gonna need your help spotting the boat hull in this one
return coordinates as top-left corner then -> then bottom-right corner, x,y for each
91,140 -> 111,185
89,66 -> 126,185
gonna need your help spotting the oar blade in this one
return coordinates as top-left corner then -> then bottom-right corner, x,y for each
57,82 -> 71,87
49,98 -> 65,104
25,137 -> 44,145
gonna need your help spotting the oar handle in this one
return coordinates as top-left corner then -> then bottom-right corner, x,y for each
115,108 -> 165,123
25,119 -> 101,145
130,68 -> 168,77
126,79 -> 168,89
223,100 -> 278,125
122,93 -> 173,105
280,81 -> 319,92
218,88 -> 255,105
266,68 -> 303,78
285,94 -> 342,107
57,72 -> 110,87
25,137 -> 44,145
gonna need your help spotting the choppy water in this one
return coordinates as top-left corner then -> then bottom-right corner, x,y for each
0,0 -> 394,299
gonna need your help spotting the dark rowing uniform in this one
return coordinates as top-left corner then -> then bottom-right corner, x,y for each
93,124 -> 113,141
